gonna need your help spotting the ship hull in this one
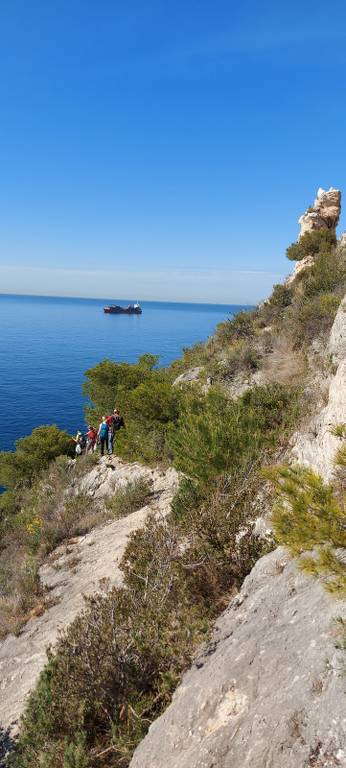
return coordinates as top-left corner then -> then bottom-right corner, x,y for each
104,305 -> 142,314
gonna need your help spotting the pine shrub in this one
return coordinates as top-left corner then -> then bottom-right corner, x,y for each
286,229 -> 336,261
268,464 -> 346,597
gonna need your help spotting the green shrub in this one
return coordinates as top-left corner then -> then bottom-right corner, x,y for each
84,356 -> 181,464
241,383 -> 299,431
106,478 -> 153,518
256,284 -> 293,328
269,283 -> 293,308
63,734 -> 90,768
169,389 -> 260,485
301,249 -> 346,298
291,293 -> 340,344
0,425 -> 74,494
217,339 -> 259,380
171,476 -> 206,523
170,385 -> 298,486
174,470 -> 266,608
286,229 -> 336,261
268,464 -> 346,597
214,309 -> 256,346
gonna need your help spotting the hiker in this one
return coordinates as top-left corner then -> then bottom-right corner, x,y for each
105,412 -> 115,455
86,425 -> 98,453
112,408 -> 125,433
73,430 -> 86,456
105,408 -> 125,455
97,417 -> 109,456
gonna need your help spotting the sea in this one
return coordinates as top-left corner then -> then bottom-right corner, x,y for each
0,294 -> 249,452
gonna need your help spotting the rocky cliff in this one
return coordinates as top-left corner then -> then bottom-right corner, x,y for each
130,297 -> 346,768
292,294 -> 346,480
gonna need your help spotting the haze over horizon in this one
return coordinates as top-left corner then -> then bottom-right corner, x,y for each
1,1 -> 346,302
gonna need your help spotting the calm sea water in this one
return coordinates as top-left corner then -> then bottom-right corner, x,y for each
0,294 -> 249,451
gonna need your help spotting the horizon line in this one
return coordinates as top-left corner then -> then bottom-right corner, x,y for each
0,291 -> 254,308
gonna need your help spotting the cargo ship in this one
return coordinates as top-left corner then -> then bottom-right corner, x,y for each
103,302 -> 142,315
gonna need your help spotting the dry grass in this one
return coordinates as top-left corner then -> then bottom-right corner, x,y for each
105,478 -> 154,519
0,455 -> 106,640
258,333 -> 306,386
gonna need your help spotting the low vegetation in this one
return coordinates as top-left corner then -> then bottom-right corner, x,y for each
268,427 -> 346,598
0,425 -> 74,518
105,478 -> 153,518
0,451 -> 101,638
286,228 -> 336,261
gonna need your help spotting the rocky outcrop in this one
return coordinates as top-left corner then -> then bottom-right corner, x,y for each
0,458 -> 178,734
287,253 -> 315,283
299,187 -> 341,238
173,367 -> 204,386
130,296 -> 346,768
287,187 -> 342,285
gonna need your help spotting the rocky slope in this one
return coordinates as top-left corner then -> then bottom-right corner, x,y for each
0,458 -> 178,735
130,297 -> 346,768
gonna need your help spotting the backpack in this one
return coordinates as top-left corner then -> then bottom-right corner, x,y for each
100,422 -> 109,439
113,415 -> 124,432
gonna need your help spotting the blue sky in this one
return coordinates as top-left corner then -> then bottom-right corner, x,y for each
0,0 -> 346,303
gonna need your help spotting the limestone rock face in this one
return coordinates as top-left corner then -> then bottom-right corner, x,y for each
292,294 -> 346,479
131,548 -> 346,768
299,187 -> 341,238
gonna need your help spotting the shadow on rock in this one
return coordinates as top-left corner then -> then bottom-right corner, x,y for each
0,727 -> 16,767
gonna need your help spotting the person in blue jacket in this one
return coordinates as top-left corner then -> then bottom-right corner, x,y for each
97,417 -> 109,456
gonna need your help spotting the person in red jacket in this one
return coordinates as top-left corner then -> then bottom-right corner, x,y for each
86,425 -> 98,453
